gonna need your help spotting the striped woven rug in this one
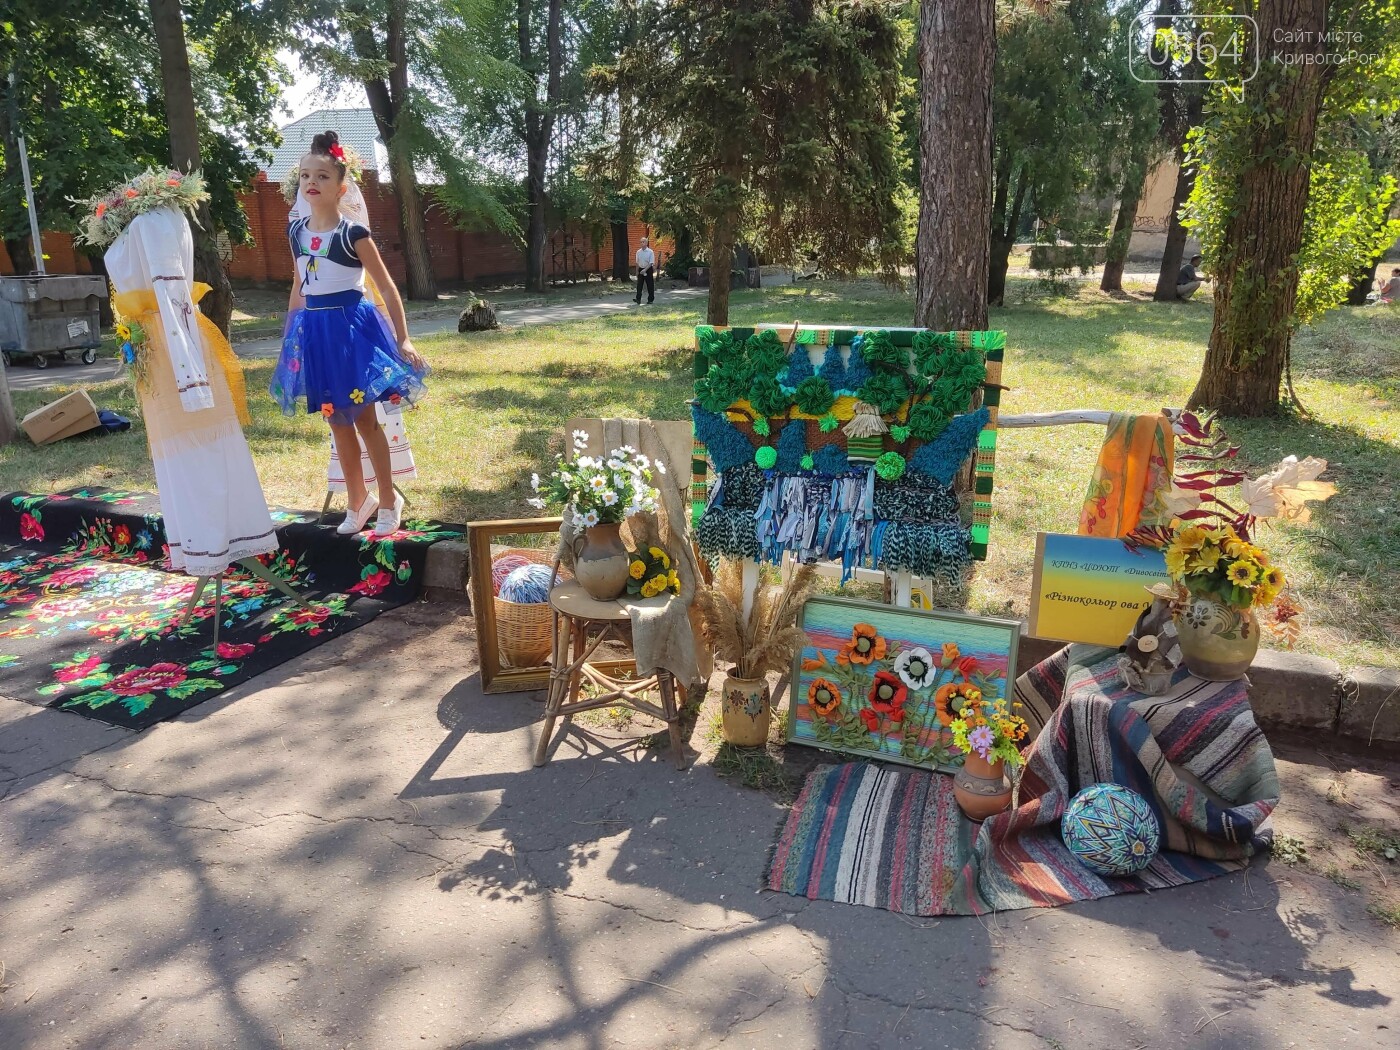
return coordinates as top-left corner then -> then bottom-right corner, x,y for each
767,762 -> 975,914
766,645 -> 1279,916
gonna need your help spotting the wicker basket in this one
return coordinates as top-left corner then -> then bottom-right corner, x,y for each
493,546 -> 559,668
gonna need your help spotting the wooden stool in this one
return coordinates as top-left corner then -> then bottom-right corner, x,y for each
533,581 -> 686,770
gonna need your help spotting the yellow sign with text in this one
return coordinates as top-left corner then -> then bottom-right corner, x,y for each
1030,533 -> 1170,647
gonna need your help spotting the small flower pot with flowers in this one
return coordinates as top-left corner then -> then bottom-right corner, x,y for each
530,433 -> 662,601
948,696 -> 1029,820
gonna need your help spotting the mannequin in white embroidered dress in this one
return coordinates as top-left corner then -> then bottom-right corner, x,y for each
105,207 -> 277,576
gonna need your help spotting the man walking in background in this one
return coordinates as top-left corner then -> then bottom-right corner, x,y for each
635,237 -> 655,305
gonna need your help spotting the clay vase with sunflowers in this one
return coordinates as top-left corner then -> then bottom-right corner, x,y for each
570,521 -> 630,600
1174,594 -> 1259,682
953,754 -> 1013,821
721,675 -> 772,746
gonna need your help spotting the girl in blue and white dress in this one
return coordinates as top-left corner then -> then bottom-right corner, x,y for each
270,130 -> 429,538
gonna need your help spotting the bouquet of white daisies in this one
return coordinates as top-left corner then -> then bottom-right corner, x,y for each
529,431 -> 664,529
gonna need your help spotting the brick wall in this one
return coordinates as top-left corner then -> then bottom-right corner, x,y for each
225,173 -> 674,288
3,171 -> 672,291
0,230 -> 96,276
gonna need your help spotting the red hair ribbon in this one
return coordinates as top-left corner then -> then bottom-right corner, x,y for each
328,144 -> 345,160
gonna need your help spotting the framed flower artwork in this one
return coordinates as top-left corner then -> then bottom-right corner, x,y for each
787,596 -> 1020,772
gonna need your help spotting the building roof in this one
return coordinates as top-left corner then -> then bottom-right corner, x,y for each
265,108 -> 386,180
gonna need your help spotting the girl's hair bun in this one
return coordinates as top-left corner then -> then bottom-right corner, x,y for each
307,130 -> 347,176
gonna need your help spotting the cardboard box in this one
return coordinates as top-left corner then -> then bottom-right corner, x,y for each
21,389 -> 101,445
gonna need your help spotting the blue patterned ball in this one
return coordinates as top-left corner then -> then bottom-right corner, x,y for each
1061,783 -> 1161,877
498,563 -> 556,604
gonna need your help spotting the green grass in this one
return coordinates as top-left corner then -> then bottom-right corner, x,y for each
1345,823 -> 1400,862
4,277 -> 1397,668
1367,901 -> 1400,929
1322,864 -> 1362,891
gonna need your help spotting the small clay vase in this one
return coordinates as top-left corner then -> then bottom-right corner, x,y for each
1175,597 -> 1259,681
954,753 -> 1013,821
571,521 -> 630,600
720,675 -> 772,747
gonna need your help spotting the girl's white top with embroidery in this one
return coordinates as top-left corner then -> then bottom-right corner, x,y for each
290,217 -> 370,296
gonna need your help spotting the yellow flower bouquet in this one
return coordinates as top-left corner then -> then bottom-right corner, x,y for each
1163,523 -> 1286,614
626,545 -> 680,600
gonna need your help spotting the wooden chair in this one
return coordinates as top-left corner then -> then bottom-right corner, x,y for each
532,417 -> 706,769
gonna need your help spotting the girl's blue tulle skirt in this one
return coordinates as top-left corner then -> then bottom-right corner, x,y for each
270,289 -> 429,425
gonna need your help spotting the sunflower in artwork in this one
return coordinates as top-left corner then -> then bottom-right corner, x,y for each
837,623 -> 886,666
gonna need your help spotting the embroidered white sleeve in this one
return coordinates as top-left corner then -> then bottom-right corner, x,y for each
153,272 -> 215,412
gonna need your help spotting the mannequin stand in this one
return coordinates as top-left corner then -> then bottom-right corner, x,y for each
178,557 -> 318,647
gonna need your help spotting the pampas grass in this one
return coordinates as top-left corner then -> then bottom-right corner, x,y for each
695,559 -> 817,680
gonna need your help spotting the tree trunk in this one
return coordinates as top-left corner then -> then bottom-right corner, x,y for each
0,359 -> 17,447
3,237 -> 34,277
987,161 -> 1025,308
914,0 -> 995,330
610,218 -> 630,281
1101,162 -> 1146,293
517,0 -> 562,293
707,208 -> 737,326
524,137 -> 548,292
358,1 -> 437,301
1188,0 -> 1331,417
1346,258 -> 1382,306
1153,155 -> 1196,302
148,0 -> 234,336
387,145 -> 437,300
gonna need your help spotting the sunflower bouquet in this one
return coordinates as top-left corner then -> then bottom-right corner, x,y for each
627,545 -> 681,599
1129,414 -> 1334,645
1163,523 -> 1285,613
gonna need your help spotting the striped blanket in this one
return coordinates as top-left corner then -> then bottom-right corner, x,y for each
767,645 -> 1280,915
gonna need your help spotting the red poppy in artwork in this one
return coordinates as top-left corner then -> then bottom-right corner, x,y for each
113,525 -> 132,547
867,671 -> 907,723
956,655 -> 980,680
859,708 -> 880,732
215,641 -> 255,659
19,513 -> 43,542
56,654 -> 104,684
108,662 -> 187,696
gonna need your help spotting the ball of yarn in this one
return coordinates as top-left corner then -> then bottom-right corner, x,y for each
491,554 -> 531,595
1061,783 -> 1161,877
499,563 -> 557,604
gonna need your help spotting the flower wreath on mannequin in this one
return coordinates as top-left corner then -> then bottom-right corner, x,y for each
284,156 -> 419,497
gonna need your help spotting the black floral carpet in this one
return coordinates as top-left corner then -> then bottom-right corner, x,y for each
0,488 -> 462,731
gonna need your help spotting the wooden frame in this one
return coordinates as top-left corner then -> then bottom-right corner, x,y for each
469,518 -> 635,694
786,595 -> 1020,772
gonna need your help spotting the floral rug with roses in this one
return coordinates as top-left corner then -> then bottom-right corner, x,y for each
0,488 -> 462,731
